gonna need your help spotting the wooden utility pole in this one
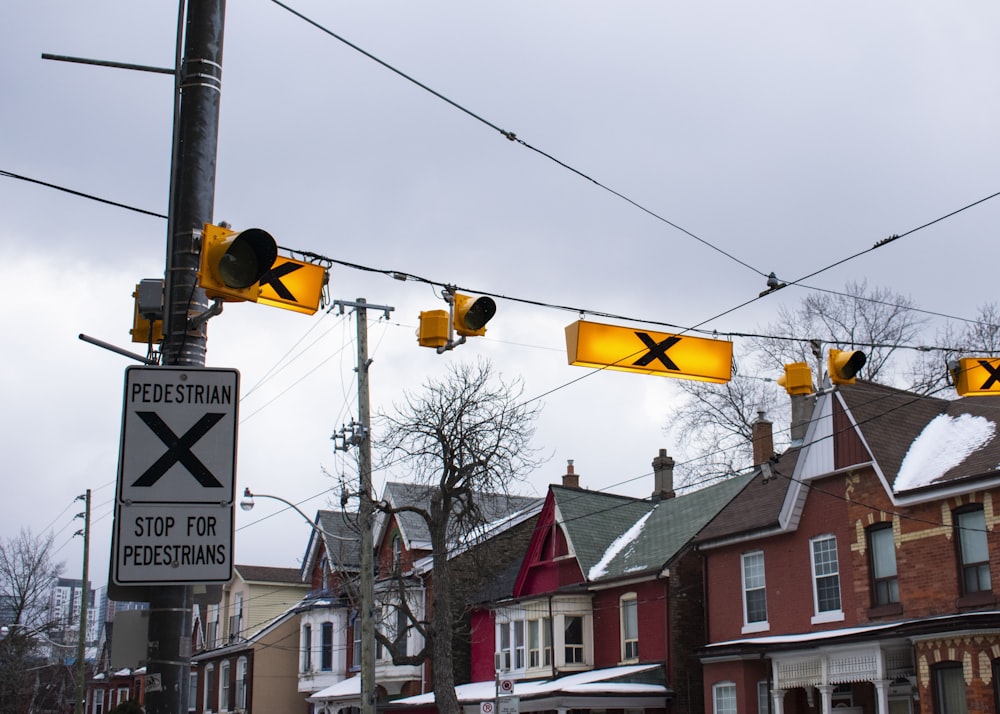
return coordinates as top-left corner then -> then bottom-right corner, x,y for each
74,489 -> 91,714
332,298 -> 393,714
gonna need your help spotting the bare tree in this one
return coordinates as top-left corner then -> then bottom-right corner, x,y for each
373,358 -> 542,714
907,303 -> 1000,395
667,281 -> 927,486
0,528 -> 64,714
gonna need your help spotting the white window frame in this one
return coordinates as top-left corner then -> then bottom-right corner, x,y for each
235,656 -> 247,710
188,672 -> 198,713
563,614 -> 585,666
757,680 -> 770,714
527,617 -> 551,669
810,534 -> 844,624
204,663 -> 215,714
713,681 -> 737,714
620,593 -> 638,662
302,624 -> 312,672
741,550 -> 769,633
219,659 -> 230,712
93,689 -> 105,714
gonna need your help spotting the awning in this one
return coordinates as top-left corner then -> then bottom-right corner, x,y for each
384,664 -> 670,712
309,673 -> 361,703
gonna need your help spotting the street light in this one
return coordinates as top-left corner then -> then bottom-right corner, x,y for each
239,488 -> 355,541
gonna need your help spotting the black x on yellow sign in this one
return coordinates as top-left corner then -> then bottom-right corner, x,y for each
565,320 -> 732,383
257,258 -> 327,315
954,357 -> 1000,396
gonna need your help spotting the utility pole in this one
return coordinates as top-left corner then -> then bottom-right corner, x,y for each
74,489 -> 91,714
149,1 -> 227,712
332,298 -> 393,714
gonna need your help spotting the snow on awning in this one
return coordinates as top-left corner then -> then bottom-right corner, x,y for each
309,674 -> 361,702
387,664 -> 668,708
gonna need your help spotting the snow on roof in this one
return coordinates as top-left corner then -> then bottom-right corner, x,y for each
390,664 -> 665,705
895,413 -> 996,492
588,508 -> 654,580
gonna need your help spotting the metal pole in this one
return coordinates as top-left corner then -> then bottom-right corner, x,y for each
356,298 -> 376,714
149,1 -> 226,712
74,490 -> 90,714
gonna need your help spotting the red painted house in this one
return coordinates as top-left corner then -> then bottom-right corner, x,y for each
456,457 -> 752,714
696,380 -> 1000,714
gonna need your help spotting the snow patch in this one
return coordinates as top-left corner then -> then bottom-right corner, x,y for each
588,509 -> 653,580
894,413 -> 995,492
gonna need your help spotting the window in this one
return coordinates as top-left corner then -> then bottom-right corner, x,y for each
810,535 -> 843,621
235,656 -> 247,710
513,619 -> 525,669
392,534 -> 402,572
219,660 -> 230,711
93,689 -> 105,714
742,551 -> 768,629
757,680 -> 770,714
621,594 -> 638,661
205,664 -> 215,713
302,624 -> 312,672
868,524 -> 899,605
957,507 -> 991,594
188,672 -> 198,713
352,614 -> 361,669
527,617 -> 551,668
117,687 -> 129,705
564,615 -> 584,664
498,621 -> 512,670
933,662 -> 968,713
321,622 -> 333,671
713,682 -> 737,714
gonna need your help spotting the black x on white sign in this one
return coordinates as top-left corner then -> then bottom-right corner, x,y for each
116,366 -> 239,505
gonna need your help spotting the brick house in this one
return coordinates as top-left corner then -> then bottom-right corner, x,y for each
305,482 -> 541,713
696,380 -> 1000,714
439,458 -> 751,714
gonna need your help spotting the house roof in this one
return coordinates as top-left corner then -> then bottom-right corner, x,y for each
696,380 -> 1000,547
234,564 -> 305,585
836,380 -> 1000,493
694,450 -> 800,544
301,509 -> 362,580
554,472 -> 754,583
378,480 -> 542,552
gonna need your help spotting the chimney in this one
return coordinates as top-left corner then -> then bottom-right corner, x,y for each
788,393 -> 814,446
752,410 -> 774,466
562,460 -> 580,489
652,448 -> 675,502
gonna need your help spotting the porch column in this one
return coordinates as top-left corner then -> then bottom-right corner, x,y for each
817,684 -> 835,714
873,679 -> 892,714
770,688 -> 787,714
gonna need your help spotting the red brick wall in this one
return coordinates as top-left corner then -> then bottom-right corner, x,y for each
591,579 -> 667,669
705,473 -> 855,643
843,467 -> 1000,618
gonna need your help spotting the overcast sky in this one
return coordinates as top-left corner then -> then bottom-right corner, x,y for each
3,1 -> 999,592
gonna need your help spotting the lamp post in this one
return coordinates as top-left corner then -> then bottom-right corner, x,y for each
239,488 -> 370,709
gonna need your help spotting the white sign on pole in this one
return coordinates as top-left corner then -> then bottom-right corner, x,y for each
480,702 -> 494,714
112,503 -> 233,585
117,366 -> 239,505
498,696 -> 519,714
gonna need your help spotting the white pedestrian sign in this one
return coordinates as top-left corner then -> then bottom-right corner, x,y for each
117,366 -> 239,504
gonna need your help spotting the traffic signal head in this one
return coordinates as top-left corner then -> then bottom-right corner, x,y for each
828,348 -> 867,385
417,310 -> 450,348
198,224 -> 278,301
777,362 -> 813,395
452,293 -> 496,337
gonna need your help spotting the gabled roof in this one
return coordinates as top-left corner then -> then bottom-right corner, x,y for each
376,480 -> 542,552
546,474 -> 753,584
234,564 -> 305,585
697,380 -> 1000,548
836,380 -> 1000,495
301,509 -> 361,581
